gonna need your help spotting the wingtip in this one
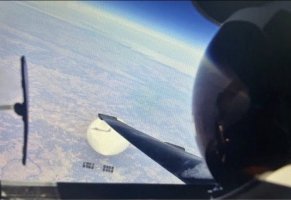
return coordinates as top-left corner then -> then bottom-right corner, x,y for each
22,158 -> 26,166
98,113 -> 117,121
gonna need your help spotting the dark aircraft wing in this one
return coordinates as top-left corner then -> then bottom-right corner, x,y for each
98,114 -> 215,185
13,56 -> 29,165
21,56 -> 29,166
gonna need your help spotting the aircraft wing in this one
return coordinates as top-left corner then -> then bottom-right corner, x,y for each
21,56 -> 29,165
98,114 -> 215,185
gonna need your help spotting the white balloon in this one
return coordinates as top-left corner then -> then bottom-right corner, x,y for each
86,117 -> 130,156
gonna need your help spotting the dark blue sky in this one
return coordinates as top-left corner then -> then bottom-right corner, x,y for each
88,1 -> 218,49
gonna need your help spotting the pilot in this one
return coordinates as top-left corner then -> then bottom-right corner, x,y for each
193,1 -> 291,192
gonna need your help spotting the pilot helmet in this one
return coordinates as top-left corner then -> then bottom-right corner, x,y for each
193,1 -> 291,190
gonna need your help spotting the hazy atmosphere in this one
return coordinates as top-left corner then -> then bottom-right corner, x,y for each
0,1 -> 217,183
